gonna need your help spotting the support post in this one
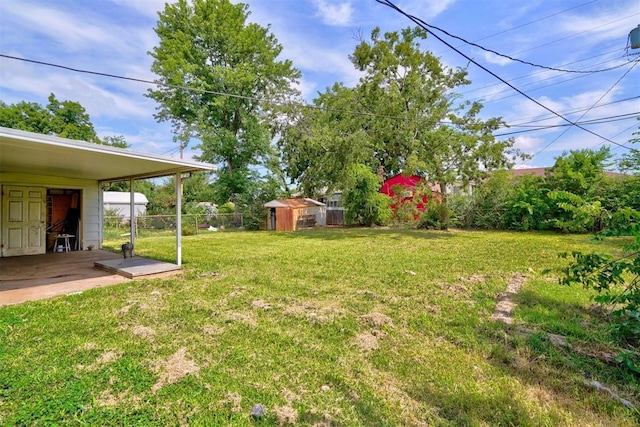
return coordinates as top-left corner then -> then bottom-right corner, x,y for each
130,179 -> 135,249
175,172 -> 182,266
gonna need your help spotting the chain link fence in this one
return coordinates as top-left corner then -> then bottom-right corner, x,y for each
104,213 -> 243,239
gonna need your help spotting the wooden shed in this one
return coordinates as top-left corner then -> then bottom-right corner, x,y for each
264,198 -> 326,231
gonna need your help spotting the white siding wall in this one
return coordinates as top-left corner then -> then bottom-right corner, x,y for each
103,203 -> 147,219
1,172 -> 102,251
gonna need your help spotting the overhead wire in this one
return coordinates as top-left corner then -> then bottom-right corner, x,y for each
460,49 -> 629,97
0,54 -> 640,132
0,53 -> 411,121
2,7 -> 638,153
494,113 -> 640,136
434,0 -> 600,53
507,96 -> 640,125
467,56 -> 633,105
517,60 -> 638,166
375,0 -> 637,153
426,14 -> 637,74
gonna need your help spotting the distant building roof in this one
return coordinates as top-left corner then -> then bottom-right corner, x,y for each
508,167 -> 626,178
509,167 -> 548,177
103,191 -> 148,204
264,198 -> 326,208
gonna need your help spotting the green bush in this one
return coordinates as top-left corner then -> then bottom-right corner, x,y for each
418,201 -> 450,230
343,164 -> 393,226
181,224 -> 196,236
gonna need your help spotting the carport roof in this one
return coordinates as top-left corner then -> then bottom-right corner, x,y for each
0,127 -> 216,182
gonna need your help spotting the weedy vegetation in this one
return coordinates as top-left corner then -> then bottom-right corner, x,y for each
1,229 -> 638,425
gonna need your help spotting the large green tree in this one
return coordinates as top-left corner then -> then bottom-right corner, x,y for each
280,27 -> 517,225
0,93 -> 129,148
147,0 -> 300,202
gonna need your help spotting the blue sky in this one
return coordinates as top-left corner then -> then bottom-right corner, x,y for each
1,0 -> 638,171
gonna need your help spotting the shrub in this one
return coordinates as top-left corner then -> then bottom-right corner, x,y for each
181,224 -> 196,236
561,208 -> 640,374
418,201 -> 450,230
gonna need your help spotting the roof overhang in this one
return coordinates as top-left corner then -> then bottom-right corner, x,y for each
0,127 -> 216,182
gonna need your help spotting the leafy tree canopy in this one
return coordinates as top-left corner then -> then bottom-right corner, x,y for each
618,118 -> 640,175
0,93 -> 129,148
280,27 -> 519,225
147,0 -> 300,200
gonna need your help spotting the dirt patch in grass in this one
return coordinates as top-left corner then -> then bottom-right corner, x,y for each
252,299 -> 272,310
80,342 -> 99,351
358,312 -> 394,329
283,301 -> 343,323
491,273 -> 527,324
228,291 -> 242,298
132,325 -> 156,339
151,347 -> 200,393
117,302 -> 136,315
460,274 -> 486,284
97,351 -> 121,365
273,405 -> 299,425
202,324 -> 224,335
78,350 -> 122,372
220,391 -> 242,413
225,311 -> 258,327
354,332 -> 379,352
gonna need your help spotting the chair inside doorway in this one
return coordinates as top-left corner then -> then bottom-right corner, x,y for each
46,189 -> 81,252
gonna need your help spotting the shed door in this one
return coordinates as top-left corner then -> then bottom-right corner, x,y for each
1,186 -> 46,257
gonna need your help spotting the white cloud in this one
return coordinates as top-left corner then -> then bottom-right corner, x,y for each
313,0 -> 353,26
108,0 -> 168,19
400,0 -> 457,19
295,78 -> 318,100
2,2 -> 129,53
480,51 -> 512,66
283,43 -> 362,88
514,135 -> 543,151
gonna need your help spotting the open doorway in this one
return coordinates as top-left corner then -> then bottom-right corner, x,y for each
46,189 -> 81,252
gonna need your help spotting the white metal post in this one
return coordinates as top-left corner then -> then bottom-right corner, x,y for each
130,178 -> 135,248
175,172 -> 182,266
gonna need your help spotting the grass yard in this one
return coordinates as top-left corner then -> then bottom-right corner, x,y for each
1,228 -> 638,426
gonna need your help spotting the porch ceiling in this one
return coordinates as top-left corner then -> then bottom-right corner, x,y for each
0,127 -> 216,182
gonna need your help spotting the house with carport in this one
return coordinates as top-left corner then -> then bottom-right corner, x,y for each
0,127 -> 215,266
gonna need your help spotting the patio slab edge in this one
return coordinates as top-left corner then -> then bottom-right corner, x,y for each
94,257 -> 181,279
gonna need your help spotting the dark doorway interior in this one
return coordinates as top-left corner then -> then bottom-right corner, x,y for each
46,189 -> 81,251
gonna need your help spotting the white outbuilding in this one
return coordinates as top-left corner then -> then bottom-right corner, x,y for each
103,191 -> 149,220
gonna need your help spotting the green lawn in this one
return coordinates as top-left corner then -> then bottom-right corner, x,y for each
1,229 -> 638,426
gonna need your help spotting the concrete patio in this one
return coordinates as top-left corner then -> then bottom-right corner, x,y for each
0,250 -> 181,306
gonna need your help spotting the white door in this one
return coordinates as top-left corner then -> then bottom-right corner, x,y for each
1,186 -> 46,257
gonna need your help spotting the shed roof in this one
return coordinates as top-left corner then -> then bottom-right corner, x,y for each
0,127 -> 216,182
264,198 -> 326,208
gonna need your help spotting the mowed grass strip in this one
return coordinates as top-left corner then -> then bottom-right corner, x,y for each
1,229 -> 638,426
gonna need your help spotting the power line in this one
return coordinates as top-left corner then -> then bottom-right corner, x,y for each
460,49 -> 628,97
0,53 -> 410,121
436,0 -> 600,52
508,96 -> 640,125
467,57 -> 633,105
426,16 -> 637,74
519,60 -> 638,165
376,0 -> 637,152
495,113 -> 639,136
1,38 -> 636,150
